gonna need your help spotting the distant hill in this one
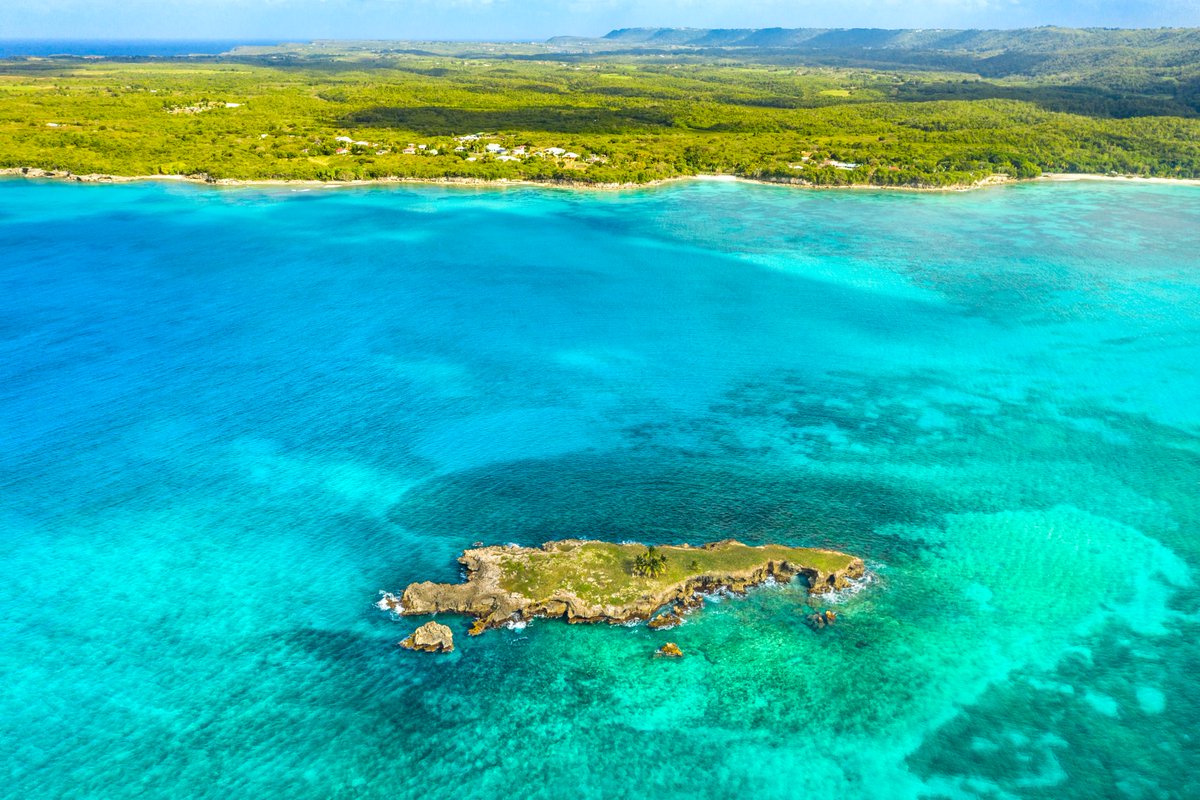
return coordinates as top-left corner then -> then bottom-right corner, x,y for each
594,26 -> 1200,54
548,26 -> 1200,80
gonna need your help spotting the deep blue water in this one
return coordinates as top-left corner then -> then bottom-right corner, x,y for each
0,40 -> 276,57
1,178 -> 1198,798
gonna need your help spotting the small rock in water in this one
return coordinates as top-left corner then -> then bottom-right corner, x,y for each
805,610 -> 837,630
648,612 -> 683,630
376,592 -> 402,612
656,642 -> 684,658
400,621 -> 455,653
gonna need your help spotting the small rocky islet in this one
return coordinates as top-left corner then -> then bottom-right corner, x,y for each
383,539 -> 865,652
399,621 -> 455,653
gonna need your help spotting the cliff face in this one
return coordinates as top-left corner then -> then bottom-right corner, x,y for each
394,539 -> 865,632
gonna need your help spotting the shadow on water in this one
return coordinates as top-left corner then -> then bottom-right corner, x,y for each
386,449 -> 946,561
381,361 -> 1200,577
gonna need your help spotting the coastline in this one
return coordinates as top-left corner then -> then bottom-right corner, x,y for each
1037,172 -> 1200,187
0,167 -> 664,191
385,539 -> 867,632
3,166 -> 1198,192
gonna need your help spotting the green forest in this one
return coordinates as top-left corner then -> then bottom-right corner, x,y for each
2,28 -> 1199,186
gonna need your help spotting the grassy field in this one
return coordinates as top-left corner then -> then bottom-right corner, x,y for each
495,541 -> 856,605
2,34 -> 1199,185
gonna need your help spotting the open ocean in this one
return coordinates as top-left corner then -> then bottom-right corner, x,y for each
0,40 -> 275,57
1,178 -> 1197,798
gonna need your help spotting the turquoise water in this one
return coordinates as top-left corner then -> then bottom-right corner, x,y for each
1,178 -> 1198,798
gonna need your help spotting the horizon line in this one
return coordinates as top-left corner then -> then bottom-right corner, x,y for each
4,24 -> 1200,44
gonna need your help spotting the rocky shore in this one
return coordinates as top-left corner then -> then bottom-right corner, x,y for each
1,166 -> 1033,192
0,166 -> 656,190
381,539 -> 866,633
9,166 -> 1200,193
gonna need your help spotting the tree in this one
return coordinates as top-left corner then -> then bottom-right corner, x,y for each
633,546 -> 667,578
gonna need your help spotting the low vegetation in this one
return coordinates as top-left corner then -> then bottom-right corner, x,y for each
2,29 -> 1198,186
495,541 -> 856,605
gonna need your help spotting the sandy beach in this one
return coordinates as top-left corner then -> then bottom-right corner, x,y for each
1039,173 -> 1200,187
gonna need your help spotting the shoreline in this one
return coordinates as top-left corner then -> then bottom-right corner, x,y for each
1036,173 -> 1200,187
386,539 -> 867,633
2,166 -> 1198,192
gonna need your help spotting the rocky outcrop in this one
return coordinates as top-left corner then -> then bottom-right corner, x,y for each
648,612 -> 683,630
805,609 -> 839,631
0,167 -> 140,183
394,539 -> 866,634
399,621 -> 454,653
656,642 -> 684,658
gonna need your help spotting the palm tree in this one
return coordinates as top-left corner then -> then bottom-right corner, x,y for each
633,546 -> 667,578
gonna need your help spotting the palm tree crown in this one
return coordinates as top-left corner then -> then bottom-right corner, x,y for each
633,546 -> 668,578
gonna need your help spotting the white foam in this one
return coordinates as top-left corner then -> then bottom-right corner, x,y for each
375,591 -> 404,615
823,571 -> 875,604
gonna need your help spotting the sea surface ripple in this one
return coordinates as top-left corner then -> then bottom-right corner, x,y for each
1,178 -> 1198,799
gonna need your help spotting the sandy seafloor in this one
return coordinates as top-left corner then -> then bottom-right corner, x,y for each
1,178 -> 1197,799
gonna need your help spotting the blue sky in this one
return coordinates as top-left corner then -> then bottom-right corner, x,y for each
4,0 -> 1199,40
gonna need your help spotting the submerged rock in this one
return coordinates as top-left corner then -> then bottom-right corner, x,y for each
400,621 -> 455,653
805,609 -> 839,631
656,642 -> 684,658
376,592 -> 403,613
